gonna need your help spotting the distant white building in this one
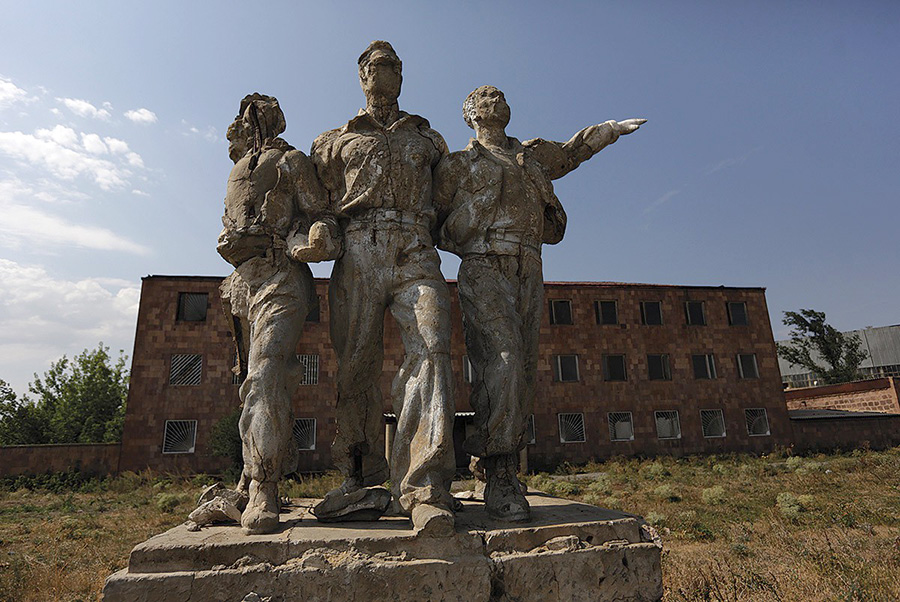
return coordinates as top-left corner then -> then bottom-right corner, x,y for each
778,324 -> 900,388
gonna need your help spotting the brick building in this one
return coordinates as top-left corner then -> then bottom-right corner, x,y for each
118,276 -> 791,474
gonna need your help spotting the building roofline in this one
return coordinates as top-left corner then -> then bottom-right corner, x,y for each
143,274 -> 766,291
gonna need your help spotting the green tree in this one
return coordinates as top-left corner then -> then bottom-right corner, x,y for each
776,309 -> 868,385
0,343 -> 129,445
209,405 -> 243,479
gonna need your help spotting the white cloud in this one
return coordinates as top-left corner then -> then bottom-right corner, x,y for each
0,77 -> 31,110
124,108 -> 157,124
0,177 -> 149,254
58,97 -> 111,120
643,189 -> 680,215
125,152 -> 144,168
131,189 -> 149,197
104,136 -> 130,154
81,132 -> 109,155
0,258 -> 140,395
35,124 -> 79,148
0,128 -> 136,189
182,119 -> 219,142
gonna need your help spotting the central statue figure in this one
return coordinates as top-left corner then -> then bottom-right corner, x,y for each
310,41 -> 457,536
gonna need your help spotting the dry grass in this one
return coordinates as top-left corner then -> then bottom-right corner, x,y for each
0,448 -> 898,601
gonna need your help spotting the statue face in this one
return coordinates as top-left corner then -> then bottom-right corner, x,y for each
359,55 -> 402,102
470,87 -> 510,129
226,118 -> 250,163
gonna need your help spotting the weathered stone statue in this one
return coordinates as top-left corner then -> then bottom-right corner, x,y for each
310,41 -> 457,536
217,93 -> 338,534
434,85 -> 645,521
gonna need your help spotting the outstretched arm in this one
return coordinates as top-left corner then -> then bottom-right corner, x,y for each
528,118 -> 647,180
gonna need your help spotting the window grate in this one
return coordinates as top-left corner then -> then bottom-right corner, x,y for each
293,418 -> 316,450
524,414 -> 536,445
608,412 -> 634,441
655,410 -> 681,440
745,408 -> 770,436
162,420 -> 197,454
169,354 -> 202,386
700,409 -> 726,438
231,352 -> 241,385
297,354 -> 319,386
177,292 -> 208,322
558,413 -> 586,443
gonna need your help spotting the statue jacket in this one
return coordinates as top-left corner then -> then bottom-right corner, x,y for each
433,137 -> 572,258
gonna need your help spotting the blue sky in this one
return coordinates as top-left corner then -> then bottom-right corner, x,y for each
1,1 -> 898,395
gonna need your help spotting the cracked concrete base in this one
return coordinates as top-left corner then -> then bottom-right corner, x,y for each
103,493 -> 662,601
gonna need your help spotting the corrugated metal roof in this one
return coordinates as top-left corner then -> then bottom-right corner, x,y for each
778,324 -> 900,376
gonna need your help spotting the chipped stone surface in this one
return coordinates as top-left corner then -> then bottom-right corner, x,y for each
104,495 -> 662,601
187,496 -> 243,527
198,483 -> 250,511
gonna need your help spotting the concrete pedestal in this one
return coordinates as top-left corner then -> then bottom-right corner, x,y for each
104,493 -> 663,601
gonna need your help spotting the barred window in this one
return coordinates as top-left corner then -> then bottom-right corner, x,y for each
462,355 -> 475,384
176,292 -> 208,322
169,354 -> 202,386
297,354 -> 319,385
608,412 -> 634,442
700,409 -> 726,438
554,355 -> 580,382
685,301 -> 706,326
737,354 -> 759,379
692,354 -> 717,379
549,299 -> 573,325
293,418 -> 316,450
640,301 -> 663,325
603,354 -> 627,381
162,420 -> 197,454
745,408 -> 770,436
524,414 -> 536,445
596,300 -> 618,325
558,413 -> 586,443
647,354 -> 672,381
655,410 -> 681,440
231,352 -> 241,385
728,302 -> 749,326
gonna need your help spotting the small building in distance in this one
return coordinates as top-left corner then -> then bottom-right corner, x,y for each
118,275 -> 790,474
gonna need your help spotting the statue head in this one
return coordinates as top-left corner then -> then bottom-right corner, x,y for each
463,85 -> 510,131
358,41 -> 402,104
226,93 -> 286,162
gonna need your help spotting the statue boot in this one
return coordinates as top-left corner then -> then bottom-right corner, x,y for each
484,453 -> 530,522
411,502 -> 455,537
241,480 -> 280,534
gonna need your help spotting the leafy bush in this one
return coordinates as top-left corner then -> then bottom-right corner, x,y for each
653,484 -> 681,502
701,486 -> 727,505
209,405 -> 243,479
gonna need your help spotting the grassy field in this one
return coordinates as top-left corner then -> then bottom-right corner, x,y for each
0,447 -> 898,601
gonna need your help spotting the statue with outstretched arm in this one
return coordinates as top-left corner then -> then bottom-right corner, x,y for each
434,85 -> 645,521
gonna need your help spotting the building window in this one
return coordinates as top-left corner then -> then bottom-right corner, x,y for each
169,354 -> 202,386
640,301 -> 663,325
647,354 -> 672,380
231,353 -> 241,385
745,408 -> 770,436
737,354 -> 759,379
524,414 -> 536,445
595,300 -> 618,325
558,413 -> 586,443
603,354 -> 627,381
655,410 -> 681,440
549,299 -> 573,325
700,409 -> 726,438
162,420 -> 197,454
728,302 -> 749,326
692,354 -> 717,379
293,418 -> 316,450
297,354 -> 319,385
608,412 -> 634,442
176,292 -> 208,322
684,301 -> 706,326
554,355 -> 580,382
306,300 -> 321,323
462,355 -> 475,384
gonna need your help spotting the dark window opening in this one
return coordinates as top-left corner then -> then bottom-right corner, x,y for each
603,354 -> 627,381
596,300 -> 618,325
640,301 -> 663,325
555,354 -> 580,382
685,301 -> 706,325
549,299 -> 573,325
728,302 -> 749,326
692,354 -> 717,379
647,354 -> 672,380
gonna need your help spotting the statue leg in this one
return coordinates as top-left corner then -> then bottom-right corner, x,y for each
388,244 -> 456,536
238,263 -> 311,534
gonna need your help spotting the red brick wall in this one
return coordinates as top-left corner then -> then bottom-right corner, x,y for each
791,414 -> 900,453
0,443 -> 120,477
785,378 -> 900,414
120,277 -> 789,474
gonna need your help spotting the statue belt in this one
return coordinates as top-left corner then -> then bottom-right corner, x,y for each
484,229 -> 541,253
345,208 -> 432,233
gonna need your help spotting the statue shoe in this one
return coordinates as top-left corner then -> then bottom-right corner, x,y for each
484,454 -> 531,523
411,503 -> 455,538
241,480 -> 279,535
313,487 -> 391,522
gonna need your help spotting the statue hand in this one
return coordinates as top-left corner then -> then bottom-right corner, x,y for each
614,118 -> 647,136
289,221 -> 341,263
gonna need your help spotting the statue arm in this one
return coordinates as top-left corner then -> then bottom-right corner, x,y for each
432,153 -> 465,230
